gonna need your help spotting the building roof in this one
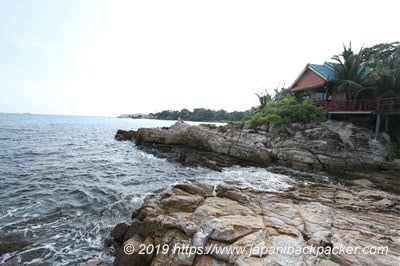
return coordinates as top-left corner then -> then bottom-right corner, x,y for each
308,62 -> 339,82
290,62 -> 339,92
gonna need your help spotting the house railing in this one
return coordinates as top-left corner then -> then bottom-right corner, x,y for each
376,97 -> 400,112
312,97 -> 400,113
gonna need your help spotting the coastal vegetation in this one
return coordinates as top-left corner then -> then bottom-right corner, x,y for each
241,89 -> 326,129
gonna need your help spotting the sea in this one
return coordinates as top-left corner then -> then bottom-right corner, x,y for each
0,113 -> 334,265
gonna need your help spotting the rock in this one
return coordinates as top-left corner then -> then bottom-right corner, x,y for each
110,223 -> 130,240
352,179 -> 375,188
133,122 -> 271,169
111,182 -> 400,266
273,121 -> 393,173
115,235 -> 153,266
118,121 -> 398,175
0,233 -> 34,255
79,260 -> 113,266
115,130 -> 136,141
0,258 -> 21,266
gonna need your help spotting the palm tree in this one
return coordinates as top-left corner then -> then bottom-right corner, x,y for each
332,43 -> 374,101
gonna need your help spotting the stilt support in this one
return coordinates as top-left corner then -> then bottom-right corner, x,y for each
375,114 -> 381,140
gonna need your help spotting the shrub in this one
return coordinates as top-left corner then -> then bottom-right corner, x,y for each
241,95 -> 326,128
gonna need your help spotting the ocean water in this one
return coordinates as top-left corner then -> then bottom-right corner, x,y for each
0,114 -> 297,265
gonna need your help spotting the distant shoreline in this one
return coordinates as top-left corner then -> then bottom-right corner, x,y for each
118,108 -> 250,123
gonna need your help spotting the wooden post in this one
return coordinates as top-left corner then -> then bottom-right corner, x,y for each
375,114 -> 381,140
325,87 -> 328,101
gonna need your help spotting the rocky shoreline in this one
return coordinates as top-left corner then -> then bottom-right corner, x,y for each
110,182 -> 400,265
112,121 -> 400,265
116,121 -> 400,178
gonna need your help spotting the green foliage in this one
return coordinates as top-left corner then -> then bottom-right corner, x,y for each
360,42 -> 400,98
332,41 -> 400,100
273,87 -> 291,101
332,43 -> 373,101
149,108 -> 250,122
242,93 -> 326,128
255,90 -> 272,109
387,142 -> 400,161
360,42 -> 399,68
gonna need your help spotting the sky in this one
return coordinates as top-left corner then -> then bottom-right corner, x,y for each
0,0 -> 399,117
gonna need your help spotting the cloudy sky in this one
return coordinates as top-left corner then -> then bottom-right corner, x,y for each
0,0 -> 398,116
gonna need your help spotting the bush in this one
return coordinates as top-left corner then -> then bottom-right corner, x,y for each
241,95 -> 326,128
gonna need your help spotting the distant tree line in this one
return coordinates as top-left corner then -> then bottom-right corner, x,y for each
148,108 -> 250,122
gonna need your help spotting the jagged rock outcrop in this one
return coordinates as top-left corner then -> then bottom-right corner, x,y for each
116,121 -> 398,174
133,122 -> 271,171
111,182 -> 400,266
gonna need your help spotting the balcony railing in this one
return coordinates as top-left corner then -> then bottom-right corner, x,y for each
313,97 -> 400,113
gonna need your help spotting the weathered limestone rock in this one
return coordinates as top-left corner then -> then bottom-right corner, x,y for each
111,183 -> 400,266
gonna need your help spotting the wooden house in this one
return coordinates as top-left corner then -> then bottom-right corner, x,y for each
290,62 -> 399,138
290,62 -> 345,103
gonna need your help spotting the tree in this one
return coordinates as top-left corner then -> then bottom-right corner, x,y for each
178,108 -> 191,120
360,42 -> 400,98
360,42 -> 400,68
332,43 -> 374,101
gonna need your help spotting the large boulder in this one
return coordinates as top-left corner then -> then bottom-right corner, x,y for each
134,122 -> 271,171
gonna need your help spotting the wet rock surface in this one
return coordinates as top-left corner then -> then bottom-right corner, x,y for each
111,183 -> 400,266
115,130 -> 136,141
